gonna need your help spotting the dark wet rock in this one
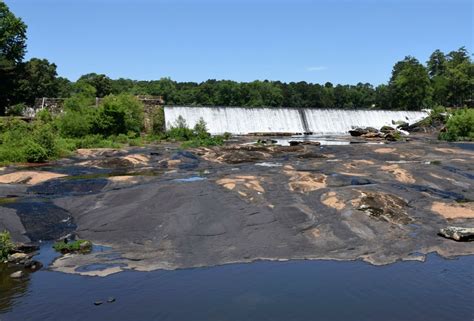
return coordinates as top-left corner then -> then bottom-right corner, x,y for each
289,141 -> 321,147
289,141 -> 300,146
350,178 -> 372,186
2,199 -> 76,242
29,178 -> 108,196
257,139 -> 277,145
10,270 -> 24,278
394,121 -> 410,130
438,227 -> 474,242
356,192 -> 412,225
349,128 -> 368,136
24,259 -> 43,271
13,242 -> 39,254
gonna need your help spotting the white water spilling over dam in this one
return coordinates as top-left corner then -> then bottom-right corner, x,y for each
164,106 -> 429,135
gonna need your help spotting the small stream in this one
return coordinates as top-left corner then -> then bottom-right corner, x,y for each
0,249 -> 472,321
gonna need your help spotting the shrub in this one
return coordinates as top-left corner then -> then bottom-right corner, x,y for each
63,83 -> 96,111
166,116 -> 194,141
23,140 -> 49,162
32,123 -> 57,158
93,94 -> 144,136
5,103 -> 27,116
36,109 -> 54,123
0,230 -> 14,261
439,108 -> 474,141
180,135 -> 225,148
193,117 -> 210,139
57,108 -> 95,138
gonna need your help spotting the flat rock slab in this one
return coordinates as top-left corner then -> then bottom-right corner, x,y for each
1,138 -> 474,275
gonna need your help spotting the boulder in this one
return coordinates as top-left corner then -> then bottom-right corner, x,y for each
361,132 -> 383,139
79,240 -> 93,252
289,141 -> 301,146
380,126 -> 395,133
349,128 -> 368,137
14,243 -> 40,254
257,139 -> 277,145
10,270 -> 24,278
438,226 -> 474,242
7,252 -> 29,264
395,121 -> 410,130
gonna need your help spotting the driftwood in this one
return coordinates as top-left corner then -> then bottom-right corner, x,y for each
438,226 -> 474,242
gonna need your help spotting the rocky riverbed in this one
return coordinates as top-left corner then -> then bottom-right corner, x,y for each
0,134 -> 473,276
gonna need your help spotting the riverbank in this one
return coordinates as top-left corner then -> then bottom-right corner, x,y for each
0,133 -> 472,275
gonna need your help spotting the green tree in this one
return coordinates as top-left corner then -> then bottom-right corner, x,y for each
375,84 -> 392,109
444,47 -> 473,107
388,56 -> 432,110
0,2 -> 27,113
55,76 -> 73,97
17,58 -> 58,105
427,49 -> 447,77
427,49 -> 449,106
77,73 -> 113,98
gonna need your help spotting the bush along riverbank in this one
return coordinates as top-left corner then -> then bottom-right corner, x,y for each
0,84 -> 228,165
409,106 -> 474,141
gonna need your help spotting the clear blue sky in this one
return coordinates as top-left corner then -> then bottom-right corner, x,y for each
6,0 -> 473,85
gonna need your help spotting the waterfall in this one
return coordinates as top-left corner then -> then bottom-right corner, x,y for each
164,106 -> 429,135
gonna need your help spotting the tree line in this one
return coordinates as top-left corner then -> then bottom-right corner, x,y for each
1,2 -> 472,115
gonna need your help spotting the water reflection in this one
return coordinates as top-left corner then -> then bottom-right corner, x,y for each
0,264 -> 30,313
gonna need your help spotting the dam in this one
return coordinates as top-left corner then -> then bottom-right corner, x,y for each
164,106 -> 429,135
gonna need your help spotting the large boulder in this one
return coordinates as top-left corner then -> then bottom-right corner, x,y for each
349,128 -> 368,136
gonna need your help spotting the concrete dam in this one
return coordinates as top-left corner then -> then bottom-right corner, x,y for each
164,106 -> 429,135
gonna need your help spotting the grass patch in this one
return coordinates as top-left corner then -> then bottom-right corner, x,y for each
53,239 -> 92,254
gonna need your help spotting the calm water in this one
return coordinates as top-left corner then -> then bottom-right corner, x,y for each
0,252 -> 473,321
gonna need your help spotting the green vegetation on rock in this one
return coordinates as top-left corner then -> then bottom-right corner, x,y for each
166,117 -> 228,148
0,230 -> 14,261
439,108 -> 474,141
53,239 -> 92,254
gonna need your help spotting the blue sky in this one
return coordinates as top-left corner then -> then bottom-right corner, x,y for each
6,0 -> 473,85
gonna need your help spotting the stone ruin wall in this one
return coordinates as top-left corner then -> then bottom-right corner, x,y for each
33,96 -> 164,133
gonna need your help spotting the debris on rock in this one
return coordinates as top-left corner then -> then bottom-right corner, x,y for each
438,226 -> 474,242
355,191 -> 412,225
